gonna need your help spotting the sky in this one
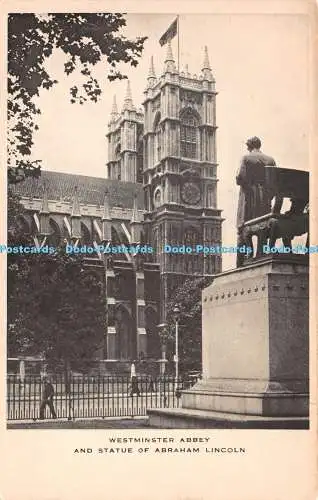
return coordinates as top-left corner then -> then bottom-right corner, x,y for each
29,12 -> 310,270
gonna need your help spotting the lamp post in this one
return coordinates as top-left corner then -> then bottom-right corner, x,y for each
157,323 -> 169,376
173,305 -> 181,384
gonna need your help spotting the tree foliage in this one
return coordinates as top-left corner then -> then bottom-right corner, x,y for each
7,195 -> 106,371
165,276 -> 213,373
8,13 -> 147,183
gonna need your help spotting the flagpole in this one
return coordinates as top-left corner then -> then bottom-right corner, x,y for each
177,14 -> 180,179
177,15 -> 180,73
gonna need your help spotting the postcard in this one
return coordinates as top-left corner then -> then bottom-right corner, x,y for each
0,1 -> 316,499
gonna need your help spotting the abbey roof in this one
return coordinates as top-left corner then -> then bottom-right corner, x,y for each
13,170 -> 144,210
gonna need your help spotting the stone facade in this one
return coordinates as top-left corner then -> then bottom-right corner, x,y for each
13,43 -> 223,363
148,256 -> 309,427
179,256 -> 309,419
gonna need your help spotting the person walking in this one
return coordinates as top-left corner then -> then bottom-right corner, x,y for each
39,378 -> 57,419
148,375 -> 156,393
130,362 -> 140,396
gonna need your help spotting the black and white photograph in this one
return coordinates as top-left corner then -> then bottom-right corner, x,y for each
5,9 -> 312,432
1,2 -> 317,500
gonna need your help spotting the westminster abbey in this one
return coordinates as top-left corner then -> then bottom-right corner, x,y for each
13,43 -> 223,364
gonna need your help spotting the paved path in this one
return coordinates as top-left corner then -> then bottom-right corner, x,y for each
7,416 -> 150,429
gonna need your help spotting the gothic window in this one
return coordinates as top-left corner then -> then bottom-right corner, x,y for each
81,222 -> 91,245
108,304 -> 115,326
115,144 -> 121,180
138,306 -> 145,327
207,186 -> 216,208
153,113 -> 161,164
184,227 -> 198,246
184,227 -> 199,274
152,228 -> 159,259
107,277 -> 115,297
180,110 -> 199,159
136,136 -> 143,183
137,279 -> 144,299
48,218 -> 61,247
145,306 -> 160,359
205,130 -> 213,161
115,305 -> 134,360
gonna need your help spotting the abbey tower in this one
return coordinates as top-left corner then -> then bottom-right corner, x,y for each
14,43 -> 223,364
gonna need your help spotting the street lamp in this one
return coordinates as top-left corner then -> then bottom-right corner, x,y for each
157,323 -> 169,376
173,305 -> 181,384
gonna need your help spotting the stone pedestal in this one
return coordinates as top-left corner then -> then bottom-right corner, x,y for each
148,256 -> 309,428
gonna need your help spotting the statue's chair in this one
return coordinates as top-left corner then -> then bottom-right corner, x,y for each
238,166 -> 309,266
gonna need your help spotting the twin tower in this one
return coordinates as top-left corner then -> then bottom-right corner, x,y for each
12,43 -> 224,362
106,42 -> 223,319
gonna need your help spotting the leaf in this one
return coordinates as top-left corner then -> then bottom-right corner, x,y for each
8,13 -> 147,184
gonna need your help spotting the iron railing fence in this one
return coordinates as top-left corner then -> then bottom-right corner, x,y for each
7,374 -> 199,421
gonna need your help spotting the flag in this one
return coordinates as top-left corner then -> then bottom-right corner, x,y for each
159,17 -> 178,46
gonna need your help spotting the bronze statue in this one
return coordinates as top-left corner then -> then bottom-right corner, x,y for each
235,137 -> 309,267
236,137 -> 277,266
236,137 -> 277,225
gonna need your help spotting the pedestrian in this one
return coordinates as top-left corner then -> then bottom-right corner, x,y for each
130,362 -> 140,396
19,360 -> 25,395
148,376 -> 156,392
39,378 -> 57,419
